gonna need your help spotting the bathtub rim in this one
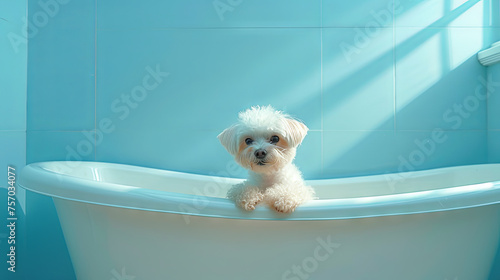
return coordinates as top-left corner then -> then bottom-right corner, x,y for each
18,161 -> 500,221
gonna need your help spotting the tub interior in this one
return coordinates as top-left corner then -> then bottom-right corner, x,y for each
312,165 -> 500,199
37,162 -> 500,200
39,162 -> 236,198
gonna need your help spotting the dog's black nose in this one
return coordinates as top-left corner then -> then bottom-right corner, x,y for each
254,149 -> 267,159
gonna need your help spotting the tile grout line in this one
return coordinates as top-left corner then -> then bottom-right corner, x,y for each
96,26 -> 488,31
1,130 -> 30,133
393,0 -> 397,135
486,66 -> 490,162
94,0 -> 98,161
320,0 -> 324,177
25,0 -> 29,165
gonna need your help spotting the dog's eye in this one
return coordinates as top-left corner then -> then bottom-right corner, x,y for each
270,135 -> 279,144
245,138 -> 253,145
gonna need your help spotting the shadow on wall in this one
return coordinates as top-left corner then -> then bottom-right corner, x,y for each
91,0 -> 495,181
321,0 -> 491,179
325,56 -> 488,178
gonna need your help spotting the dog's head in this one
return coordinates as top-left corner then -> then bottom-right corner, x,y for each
218,106 -> 308,174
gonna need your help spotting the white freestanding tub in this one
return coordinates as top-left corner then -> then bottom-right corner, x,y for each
19,161 -> 500,280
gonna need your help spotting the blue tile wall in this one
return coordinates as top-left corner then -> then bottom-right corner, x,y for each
489,63 -> 500,164
0,0 -> 27,131
91,0 -> 495,179
323,0 -> 399,27
1,0 -> 27,279
27,0 -> 95,131
322,27 -> 394,131
98,0 -> 321,28
27,131 -> 96,163
396,0 -> 499,27
23,0 -> 500,279
323,131 -> 400,177
96,28 -> 322,132
23,0 -> 498,178
488,63 -> 500,131
395,27 -> 487,130
490,131 -> 500,162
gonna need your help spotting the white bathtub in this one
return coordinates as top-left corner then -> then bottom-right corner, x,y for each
19,161 -> 500,280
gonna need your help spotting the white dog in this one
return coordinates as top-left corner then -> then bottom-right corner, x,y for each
218,106 -> 315,213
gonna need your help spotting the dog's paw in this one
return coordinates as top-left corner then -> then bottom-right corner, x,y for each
239,200 -> 258,211
238,192 -> 264,211
271,197 -> 300,213
264,184 -> 305,213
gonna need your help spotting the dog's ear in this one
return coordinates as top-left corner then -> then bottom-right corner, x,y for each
218,124 -> 240,156
284,118 -> 308,147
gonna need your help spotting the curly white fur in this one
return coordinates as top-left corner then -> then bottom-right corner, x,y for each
219,105 -> 315,213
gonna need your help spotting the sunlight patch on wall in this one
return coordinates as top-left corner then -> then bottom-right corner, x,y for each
324,66 -> 393,131
449,0 -> 483,26
396,0 -> 482,27
448,28 -> 483,70
396,32 -> 442,109
451,0 -> 472,9
323,28 -> 393,91
396,0 -> 445,27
